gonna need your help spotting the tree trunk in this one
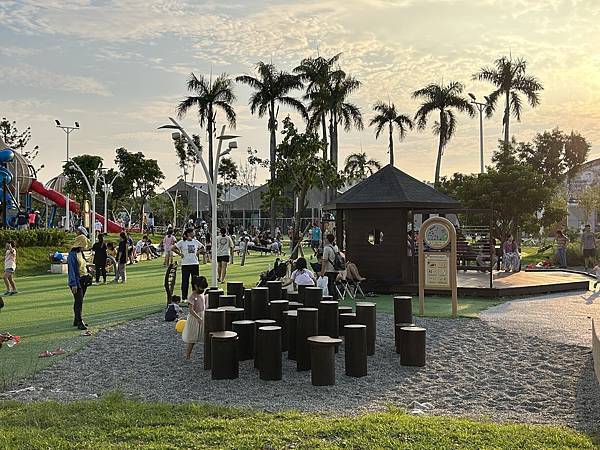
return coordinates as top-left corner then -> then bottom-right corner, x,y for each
139,196 -> 145,235
321,114 -> 328,160
328,113 -> 336,202
503,90 -> 510,147
269,103 -> 277,235
207,105 -> 214,220
291,190 -> 307,259
434,109 -> 444,186
388,122 -> 394,167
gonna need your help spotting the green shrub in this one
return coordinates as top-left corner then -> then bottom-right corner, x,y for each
0,229 -> 68,248
549,242 -> 600,266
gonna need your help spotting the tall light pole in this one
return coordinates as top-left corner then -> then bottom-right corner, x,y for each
468,94 -> 489,174
159,118 -> 238,287
100,171 -> 120,233
67,160 -> 102,245
56,120 -> 79,231
164,189 -> 179,228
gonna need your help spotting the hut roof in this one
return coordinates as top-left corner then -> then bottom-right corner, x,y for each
326,164 -> 460,209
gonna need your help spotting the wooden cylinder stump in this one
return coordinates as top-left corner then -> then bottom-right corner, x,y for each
356,302 -> 376,356
267,280 -> 283,302
318,301 -> 339,338
339,312 -> 357,337
394,322 -> 415,354
281,290 -> 288,300
253,319 -> 276,369
394,296 -> 413,325
338,306 -> 353,335
288,301 -> 303,310
227,281 -> 245,308
232,320 -> 255,360
304,287 -> 323,308
344,324 -> 367,377
322,295 -> 333,302
285,310 -> 298,361
203,308 -> 226,370
258,326 -> 282,381
251,287 -> 269,320
221,307 -> 245,331
243,288 -> 252,319
269,300 -> 289,352
296,308 -> 318,371
287,291 -> 299,304
400,326 -> 426,367
308,336 -> 342,386
211,331 -> 238,380
297,285 -> 307,304
218,294 -> 236,308
207,289 -> 224,309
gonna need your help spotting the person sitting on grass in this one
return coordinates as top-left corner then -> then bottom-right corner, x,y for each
283,257 -> 316,288
3,241 -> 17,295
182,275 -> 208,360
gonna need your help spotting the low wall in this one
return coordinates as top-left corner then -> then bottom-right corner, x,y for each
593,319 -> 600,385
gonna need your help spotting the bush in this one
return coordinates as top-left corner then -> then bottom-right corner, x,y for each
549,242 -> 599,266
0,229 -> 68,248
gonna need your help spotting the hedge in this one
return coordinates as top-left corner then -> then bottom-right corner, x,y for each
0,229 -> 68,248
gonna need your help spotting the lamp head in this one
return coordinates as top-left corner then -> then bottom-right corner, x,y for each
228,141 -> 238,150
55,119 -> 61,126
171,131 -> 181,140
75,122 -> 80,128
468,93 -> 476,101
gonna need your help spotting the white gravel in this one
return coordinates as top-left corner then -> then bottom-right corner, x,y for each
2,312 -> 599,434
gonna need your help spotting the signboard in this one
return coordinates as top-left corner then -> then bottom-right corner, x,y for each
418,217 -> 458,318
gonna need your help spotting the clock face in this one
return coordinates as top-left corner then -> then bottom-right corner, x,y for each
424,223 -> 450,249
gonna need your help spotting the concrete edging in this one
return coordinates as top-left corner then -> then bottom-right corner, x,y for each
593,319 -> 600,385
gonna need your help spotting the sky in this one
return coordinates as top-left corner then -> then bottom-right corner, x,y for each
0,0 -> 599,189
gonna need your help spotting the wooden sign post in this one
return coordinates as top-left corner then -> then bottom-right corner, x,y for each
418,217 -> 458,318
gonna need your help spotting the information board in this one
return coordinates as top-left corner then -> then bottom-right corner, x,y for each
424,253 -> 450,288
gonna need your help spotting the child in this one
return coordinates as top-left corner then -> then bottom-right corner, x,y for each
3,242 -> 17,295
165,295 -> 183,322
182,275 -> 208,359
162,228 -> 177,267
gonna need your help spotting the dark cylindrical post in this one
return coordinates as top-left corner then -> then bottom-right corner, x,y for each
400,326 -> 426,367
285,310 -> 298,361
253,319 -> 276,369
287,291 -> 299,304
356,302 -> 376,356
394,322 -> 415,354
288,301 -> 302,311
258,326 -> 282,381
339,312 -> 357,337
322,295 -> 333,302
211,331 -> 239,380
251,287 -> 269,320
267,280 -> 283,301
221,307 -> 245,331
243,288 -> 252,319
338,306 -> 353,335
318,301 -> 339,338
296,308 -> 318,371
232,320 -> 255,360
297,285 -> 307,304
393,296 -> 413,325
269,300 -> 289,352
308,336 -> 342,386
227,281 -> 245,308
207,289 -> 224,309
203,308 -> 226,370
344,324 -> 367,377
304,287 -> 323,308
219,294 -> 236,308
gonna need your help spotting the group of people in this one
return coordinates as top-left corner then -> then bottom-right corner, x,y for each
14,209 -> 42,230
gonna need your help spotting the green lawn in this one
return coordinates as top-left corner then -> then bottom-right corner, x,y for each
0,394 -> 595,449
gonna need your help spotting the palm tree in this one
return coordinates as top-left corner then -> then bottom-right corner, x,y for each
473,56 -> 543,146
236,61 -> 307,233
369,101 -> 414,166
294,53 -> 344,158
413,81 -> 474,185
177,73 -> 236,179
343,152 -> 381,181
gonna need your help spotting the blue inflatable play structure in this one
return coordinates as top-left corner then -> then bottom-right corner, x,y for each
0,138 -> 18,223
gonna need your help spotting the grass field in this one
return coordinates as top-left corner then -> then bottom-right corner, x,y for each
0,394 -> 596,449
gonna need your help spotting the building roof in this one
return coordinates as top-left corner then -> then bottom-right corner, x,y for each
325,164 -> 460,209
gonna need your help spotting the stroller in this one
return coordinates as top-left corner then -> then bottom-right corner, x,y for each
257,258 -> 289,287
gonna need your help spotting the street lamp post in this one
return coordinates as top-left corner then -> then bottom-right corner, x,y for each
159,118 -> 238,287
56,120 -> 79,231
164,189 -> 179,228
68,160 -> 102,245
100,171 -> 120,234
468,94 -> 489,174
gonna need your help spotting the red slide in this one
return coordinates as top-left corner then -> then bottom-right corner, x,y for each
30,180 -> 123,233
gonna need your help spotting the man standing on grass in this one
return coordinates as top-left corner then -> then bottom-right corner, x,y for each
319,233 -> 343,300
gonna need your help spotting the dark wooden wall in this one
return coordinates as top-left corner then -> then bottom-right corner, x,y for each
344,208 -> 409,293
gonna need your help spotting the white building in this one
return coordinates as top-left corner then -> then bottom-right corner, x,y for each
566,158 -> 600,231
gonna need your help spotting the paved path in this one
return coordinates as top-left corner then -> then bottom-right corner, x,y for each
480,290 -> 600,347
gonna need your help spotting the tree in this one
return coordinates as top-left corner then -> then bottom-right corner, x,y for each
294,53 -> 344,158
173,134 -> 201,183
343,152 -> 381,181
114,148 -> 164,231
413,81 -> 474,185
369,101 -> 413,166
238,147 -> 267,211
62,154 -> 103,207
177,73 -> 236,180
264,117 -> 342,255
0,117 -> 41,170
473,56 -> 543,146
236,61 -> 307,233
577,185 -> 600,224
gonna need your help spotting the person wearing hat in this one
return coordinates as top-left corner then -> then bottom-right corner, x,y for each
68,227 -> 92,330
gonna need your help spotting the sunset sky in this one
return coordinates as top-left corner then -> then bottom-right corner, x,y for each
1,0 -> 598,187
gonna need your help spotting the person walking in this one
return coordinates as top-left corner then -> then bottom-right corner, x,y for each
114,232 -> 128,283
581,224 -> 596,271
91,234 -> 108,284
161,228 -> 177,267
555,229 -> 570,269
182,275 -> 208,359
172,229 -> 204,300
3,241 -> 17,295
216,227 -> 234,283
319,234 -> 343,300
68,240 -> 92,330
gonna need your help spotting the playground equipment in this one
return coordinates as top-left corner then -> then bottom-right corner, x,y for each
0,136 -> 122,231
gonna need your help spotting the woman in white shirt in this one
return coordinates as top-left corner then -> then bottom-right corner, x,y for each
215,227 -> 234,283
283,257 -> 315,288
171,229 -> 205,300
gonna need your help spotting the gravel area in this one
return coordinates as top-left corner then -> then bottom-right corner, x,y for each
2,312 -> 599,433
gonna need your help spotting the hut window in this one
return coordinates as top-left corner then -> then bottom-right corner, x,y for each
368,230 -> 384,246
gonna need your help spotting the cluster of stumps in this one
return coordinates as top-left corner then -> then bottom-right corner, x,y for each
203,281 -> 427,385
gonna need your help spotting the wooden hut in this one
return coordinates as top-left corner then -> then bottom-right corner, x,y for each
325,164 -> 460,293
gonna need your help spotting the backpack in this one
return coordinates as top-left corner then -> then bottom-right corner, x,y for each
165,304 -> 177,322
327,245 -> 346,271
